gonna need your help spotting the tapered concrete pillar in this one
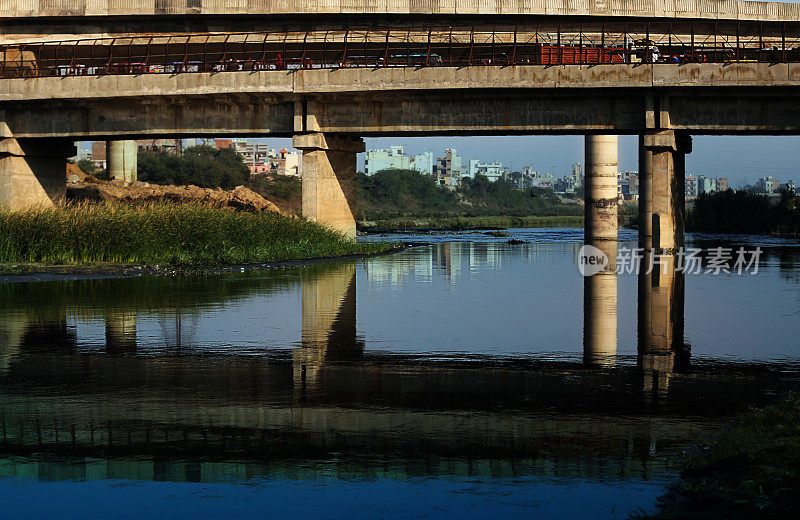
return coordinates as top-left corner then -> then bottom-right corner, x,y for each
293,133 -> 363,239
640,131 -> 691,252
638,250 -> 688,397
583,240 -> 618,366
106,140 -> 137,185
584,135 -> 619,241
0,137 -> 75,209
294,262 -> 361,392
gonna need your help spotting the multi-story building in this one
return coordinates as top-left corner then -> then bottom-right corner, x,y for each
784,180 -> 796,193
433,149 -> 463,189
364,146 -> 433,175
90,141 -> 107,169
755,176 -> 780,193
698,175 -> 717,194
685,174 -> 698,199
468,160 -> 504,182
716,177 -> 729,192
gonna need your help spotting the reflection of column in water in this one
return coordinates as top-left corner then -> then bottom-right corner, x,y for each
583,240 -> 618,366
294,263 -> 360,391
0,312 -> 28,374
638,251 -> 687,397
105,312 -> 137,354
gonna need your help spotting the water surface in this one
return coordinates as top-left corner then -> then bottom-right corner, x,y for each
1,228 -> 799,519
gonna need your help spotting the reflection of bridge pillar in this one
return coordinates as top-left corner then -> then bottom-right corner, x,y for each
641,131 -> 691,251
638,251 -> 687,397
584,135 -> 619,241
105,313 -> 137,354
0,136 -> 75,209
293,133 -> 363,239
583,240 -> 618,365
106,140 -> 137,185
294,263 -> 360,391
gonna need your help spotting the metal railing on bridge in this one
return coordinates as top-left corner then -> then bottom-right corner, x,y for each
2,22 -> 800,79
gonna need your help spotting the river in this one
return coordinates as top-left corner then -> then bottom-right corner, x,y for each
1,228 -> 799,519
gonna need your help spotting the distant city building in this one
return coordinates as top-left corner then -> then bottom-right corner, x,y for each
716,177 -> 729,192
214,139 -> 299,176
433,149 -> 463,189
685,174 -> 698,199
364,146 -> 433,176
785,180 -> 796,193
468,160 -> 504,182
90,141 -> 107,169
755,176 -> 780,193
697,175 -> 717,195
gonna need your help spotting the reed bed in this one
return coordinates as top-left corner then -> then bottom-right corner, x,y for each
0,203 -> 394,266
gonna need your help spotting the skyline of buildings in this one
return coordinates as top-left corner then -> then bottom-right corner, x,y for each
78,139 -> 798,199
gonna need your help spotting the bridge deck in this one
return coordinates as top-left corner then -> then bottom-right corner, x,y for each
2,0 -> 800,23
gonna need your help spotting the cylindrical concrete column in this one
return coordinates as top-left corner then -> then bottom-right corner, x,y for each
106,140 -> 137,185
584,135 -> 619,241
105,312 -> 137,354
583,240 -> 618,366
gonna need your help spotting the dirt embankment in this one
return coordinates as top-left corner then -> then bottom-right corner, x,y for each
66,167 -> 285,214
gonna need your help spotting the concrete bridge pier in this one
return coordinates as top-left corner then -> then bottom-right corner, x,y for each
583,239 -> 618,366
640,131 -> 691,252
293,133 -> 364,239
294,262 -> 361,392
105,312 -> 137,355
638,250 -> 687,397
106,140 -> 138,185
0,137 -> 75,209
583,135 -> 619,365
584,135 -> 619,241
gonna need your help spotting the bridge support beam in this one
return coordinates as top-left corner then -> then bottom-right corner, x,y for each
640,131 -> 691,251
584,135 -> 619,241
106,140 -> 137,185
293,133 -> 364,239
0,137 -> 75,210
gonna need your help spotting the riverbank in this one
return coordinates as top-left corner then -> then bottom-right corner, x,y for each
636,392 -> 800,519
0,203 -> 395,268
358,215 -> 584,231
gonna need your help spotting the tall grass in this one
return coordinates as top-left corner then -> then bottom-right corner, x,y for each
0,203 -> 394,266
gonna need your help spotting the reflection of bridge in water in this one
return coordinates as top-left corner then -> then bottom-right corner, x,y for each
0,251 -> 796,484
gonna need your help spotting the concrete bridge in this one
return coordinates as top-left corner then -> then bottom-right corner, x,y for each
1,0 -> 799,238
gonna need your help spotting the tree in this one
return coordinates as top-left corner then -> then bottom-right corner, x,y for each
137,145 -> 250,189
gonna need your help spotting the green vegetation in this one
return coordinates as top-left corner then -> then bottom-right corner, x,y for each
138,145 -> 250,189
356,169 -> 582,222
252,174 -> 302,201
76,158 -> 106,179
687,189 -> 800,235
636,393 -> 800,519
0,203 -> 394,266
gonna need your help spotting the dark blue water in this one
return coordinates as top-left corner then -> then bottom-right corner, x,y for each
1,228 -> 799,519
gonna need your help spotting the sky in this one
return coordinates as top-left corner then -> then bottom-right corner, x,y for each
254,135 -> 799,188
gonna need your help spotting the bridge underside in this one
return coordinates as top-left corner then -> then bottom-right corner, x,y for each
1,63 -> 798,238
